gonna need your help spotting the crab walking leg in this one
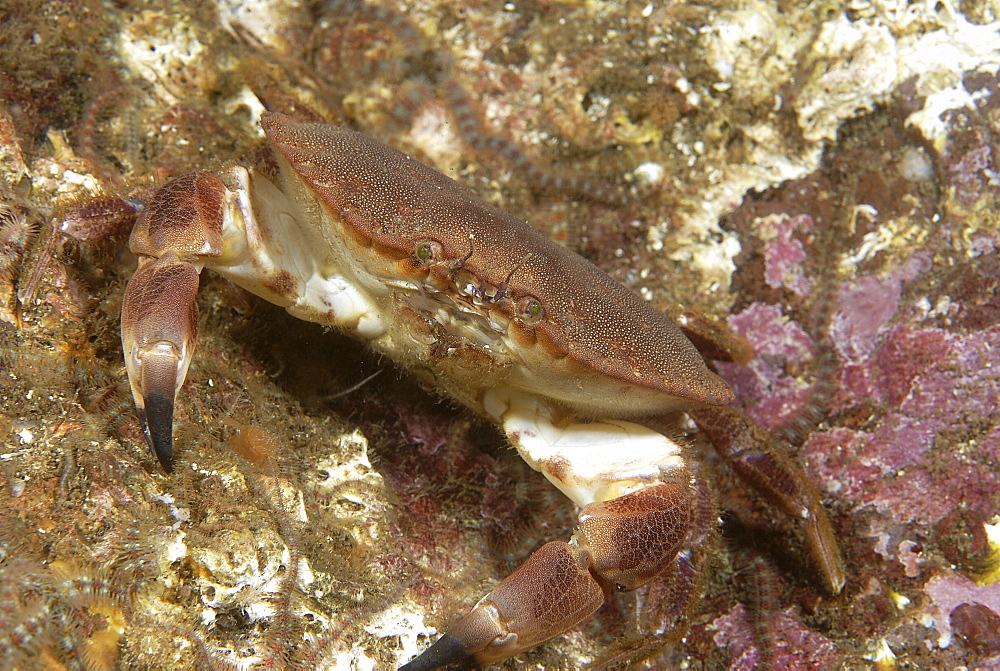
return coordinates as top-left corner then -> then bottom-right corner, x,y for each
121,172 -> 227,471
690,406 -> 846,594
401,389 -> 700,669
593,480 -> 717,667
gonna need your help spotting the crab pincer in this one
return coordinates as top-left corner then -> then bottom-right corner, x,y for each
120,172 -> 228,471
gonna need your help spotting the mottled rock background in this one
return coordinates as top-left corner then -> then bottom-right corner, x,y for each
1,0 -> 998,668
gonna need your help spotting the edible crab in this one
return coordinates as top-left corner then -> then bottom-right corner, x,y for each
116,111 -> 844,667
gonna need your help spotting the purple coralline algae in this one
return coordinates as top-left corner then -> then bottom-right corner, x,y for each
760,214 -> 816,297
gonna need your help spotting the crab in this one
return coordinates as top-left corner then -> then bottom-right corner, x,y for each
118,111 -> 845,668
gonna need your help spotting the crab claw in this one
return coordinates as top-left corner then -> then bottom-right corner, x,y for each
401,484 -> 693,669
121,172 -> 227,471
401,541 -> 606,670
121,255 -> 201,472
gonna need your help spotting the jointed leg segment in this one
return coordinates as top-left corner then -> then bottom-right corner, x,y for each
403,390 -> 704,669
403,393 -> 844,668
401,484 -> 697,669
120,172 -> 227,471
691,406 -> 846,594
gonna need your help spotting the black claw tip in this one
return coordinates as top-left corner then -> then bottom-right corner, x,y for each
398,635 -> 476,671
140,391 -> 174,473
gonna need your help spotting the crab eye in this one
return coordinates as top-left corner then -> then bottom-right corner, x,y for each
516,296 -> 544,325
413,239 -> 443,264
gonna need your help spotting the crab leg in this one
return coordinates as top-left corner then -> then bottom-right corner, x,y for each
690,406 -> 846,594
402,488 -> 697,669
120,172 -> 227,471
401,390 -> 703,669
121,160 -> 390,471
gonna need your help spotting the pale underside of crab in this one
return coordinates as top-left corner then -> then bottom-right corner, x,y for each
120,111 -> 844,668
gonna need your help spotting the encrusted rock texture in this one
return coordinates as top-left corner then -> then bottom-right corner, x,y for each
0,0 -> 998,668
